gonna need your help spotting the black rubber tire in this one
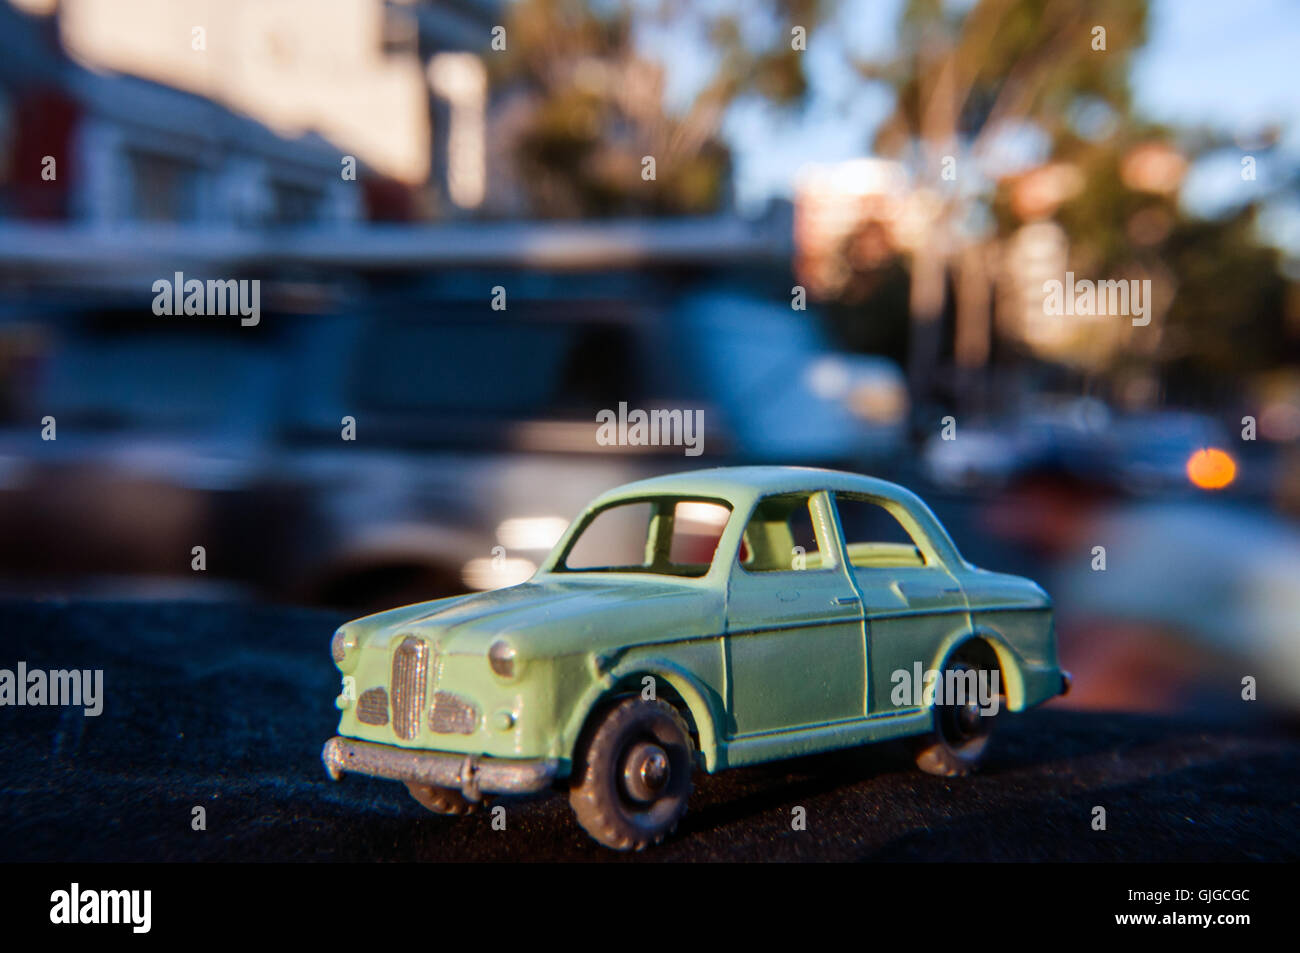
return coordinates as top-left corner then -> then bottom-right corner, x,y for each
911,658 -> 1000,777
568,697 -> 694,851
405,781 -> 483,816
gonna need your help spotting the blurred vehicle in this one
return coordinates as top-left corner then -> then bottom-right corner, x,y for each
923,397 -> 1234,497
679,292 -> 907,463
0,308 -> 300,598
1090,410 -> 1232,494
922,426 -> 1042,492
921,397 -> 1109,492
0,265 -> 905,610
274,280 -> 905,609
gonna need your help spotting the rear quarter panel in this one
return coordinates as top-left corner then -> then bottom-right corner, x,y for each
956,567 -> 1060,710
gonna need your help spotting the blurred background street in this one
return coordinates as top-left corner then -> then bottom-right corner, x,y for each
1,0 -> 1298,726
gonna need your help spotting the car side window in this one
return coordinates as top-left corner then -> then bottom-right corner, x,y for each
833,494 -> 928,569
739,492 -> 836,572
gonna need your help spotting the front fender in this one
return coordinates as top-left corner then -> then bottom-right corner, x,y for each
561,656 -> 723,773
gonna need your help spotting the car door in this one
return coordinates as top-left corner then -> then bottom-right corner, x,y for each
723,490 -> 867,736
831,493 -> 969,715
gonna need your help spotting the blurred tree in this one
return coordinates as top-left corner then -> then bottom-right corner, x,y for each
492,0 -> 828,217
858,0 -> 1150,407
1041,127 -> 1294,404
856,0 -> 1295,418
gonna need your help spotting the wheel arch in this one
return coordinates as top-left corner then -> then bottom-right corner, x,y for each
563,658 -> 722,773
932,626 -> 1028,711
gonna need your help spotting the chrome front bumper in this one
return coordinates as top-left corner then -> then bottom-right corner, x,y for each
322,736 -> 559,801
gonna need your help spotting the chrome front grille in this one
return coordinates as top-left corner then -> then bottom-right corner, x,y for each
390,636 -> 429,740
357,688 -> 389,725
430,692 -> 479,735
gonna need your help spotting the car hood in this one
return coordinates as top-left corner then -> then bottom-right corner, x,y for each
347,575 -> 720,657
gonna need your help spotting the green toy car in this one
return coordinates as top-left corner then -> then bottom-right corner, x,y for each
322,466 -> 1069,850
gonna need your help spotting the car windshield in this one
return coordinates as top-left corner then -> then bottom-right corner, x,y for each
557,497 -> 732,577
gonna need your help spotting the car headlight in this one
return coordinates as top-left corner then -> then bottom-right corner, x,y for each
488,639 -> 521,679
331,628 -> 359,673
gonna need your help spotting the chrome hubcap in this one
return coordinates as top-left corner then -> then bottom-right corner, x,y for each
622,741 -> 671,802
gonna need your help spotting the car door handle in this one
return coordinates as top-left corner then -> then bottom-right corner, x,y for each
833,595 -> 861,606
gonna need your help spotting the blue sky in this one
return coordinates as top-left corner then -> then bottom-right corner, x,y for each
640,0 -> 1300,253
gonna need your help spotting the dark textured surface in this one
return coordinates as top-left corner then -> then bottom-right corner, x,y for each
1,600 -> 1296,862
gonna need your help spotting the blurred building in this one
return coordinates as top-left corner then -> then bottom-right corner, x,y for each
0,1 -> 360,226
2,0 -> 503,222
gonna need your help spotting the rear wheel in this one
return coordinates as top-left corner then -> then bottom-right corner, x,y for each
912,658 -> 999,777
568,697 -> 694,851
405,781 -> 483,816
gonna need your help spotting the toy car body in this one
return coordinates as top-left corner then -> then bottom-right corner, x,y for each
322,466 -> 1069,849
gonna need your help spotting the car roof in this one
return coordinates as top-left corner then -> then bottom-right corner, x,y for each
591,465 -> 915,510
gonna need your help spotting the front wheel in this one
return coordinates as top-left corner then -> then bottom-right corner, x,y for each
911,659 -> 999,777
568,697 -> 694,850
405,781 -> 483,816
